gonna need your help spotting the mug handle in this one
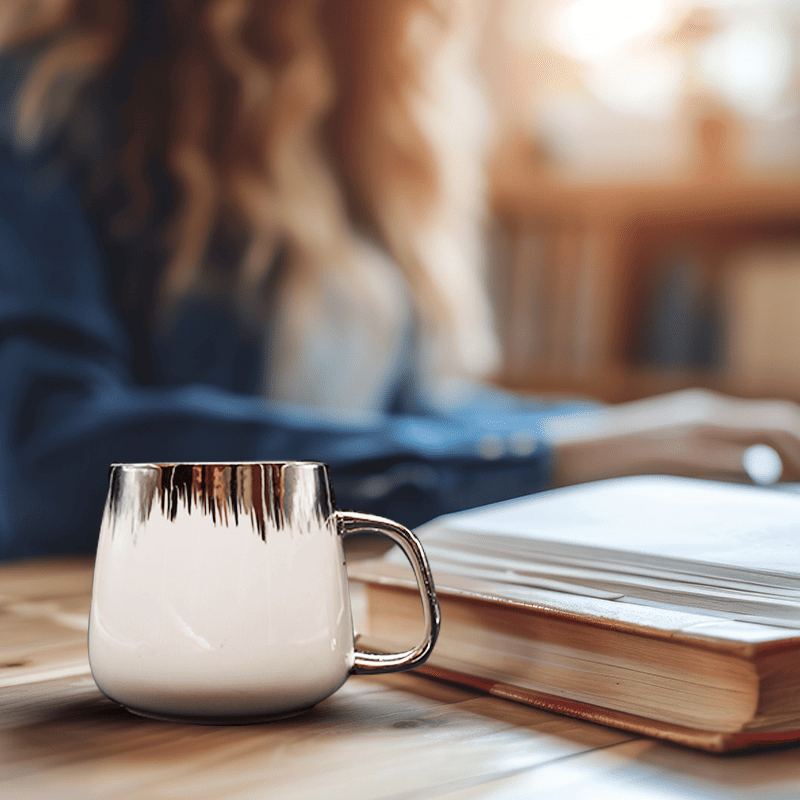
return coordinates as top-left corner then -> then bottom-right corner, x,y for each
338,511 -> 441,675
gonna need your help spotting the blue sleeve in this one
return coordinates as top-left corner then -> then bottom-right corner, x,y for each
0,152 -> 556,559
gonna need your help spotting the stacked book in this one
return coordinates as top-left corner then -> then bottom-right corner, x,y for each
350,476 -> 800,752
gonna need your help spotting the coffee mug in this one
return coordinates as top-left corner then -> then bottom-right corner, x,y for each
88,461 -> 440,723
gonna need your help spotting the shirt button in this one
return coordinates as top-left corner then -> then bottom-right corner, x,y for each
478,433 -> 504,460
509,430 -> 538,457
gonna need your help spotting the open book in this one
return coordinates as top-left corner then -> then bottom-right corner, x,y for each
349,476 -> 800,752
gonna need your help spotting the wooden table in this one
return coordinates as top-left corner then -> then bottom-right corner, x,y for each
3,556 -> 800,799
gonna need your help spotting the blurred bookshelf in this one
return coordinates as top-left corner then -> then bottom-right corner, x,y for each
488,141 -> 800,404
479,0 -> 800,405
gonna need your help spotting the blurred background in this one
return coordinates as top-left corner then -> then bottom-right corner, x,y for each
475,0 -> 800,403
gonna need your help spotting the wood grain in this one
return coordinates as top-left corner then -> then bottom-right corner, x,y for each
2,557 -> 800,799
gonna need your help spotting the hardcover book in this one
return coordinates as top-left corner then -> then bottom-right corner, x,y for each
350,476 -> 800,752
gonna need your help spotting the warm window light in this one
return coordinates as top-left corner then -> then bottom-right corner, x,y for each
503,0 -> 799,121
698,16 -> 793,116
549,0 -> 669,62
588,48 -> 683,117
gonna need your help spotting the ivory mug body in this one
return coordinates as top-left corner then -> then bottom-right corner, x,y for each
88,462 -> 439,723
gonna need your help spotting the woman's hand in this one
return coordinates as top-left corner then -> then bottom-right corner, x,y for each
545,389 -> 800,488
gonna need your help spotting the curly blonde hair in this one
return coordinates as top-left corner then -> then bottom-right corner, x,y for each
2,0 -> 498,378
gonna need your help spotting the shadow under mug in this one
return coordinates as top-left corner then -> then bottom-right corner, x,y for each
88,461 -> 440,723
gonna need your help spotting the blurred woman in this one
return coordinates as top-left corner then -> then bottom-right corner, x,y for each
1,0 -> 799,559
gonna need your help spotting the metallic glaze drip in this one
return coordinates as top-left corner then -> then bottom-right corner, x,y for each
105,462 -> 334,542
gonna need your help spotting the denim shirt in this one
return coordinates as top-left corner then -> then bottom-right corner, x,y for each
0,142 -> 568,559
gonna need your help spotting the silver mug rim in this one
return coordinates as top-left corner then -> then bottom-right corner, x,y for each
111,461 -> 327,469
